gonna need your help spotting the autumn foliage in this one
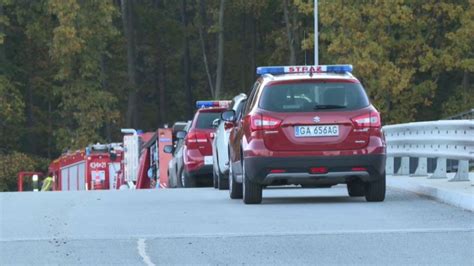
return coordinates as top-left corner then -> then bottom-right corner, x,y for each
0,0 -> 472,191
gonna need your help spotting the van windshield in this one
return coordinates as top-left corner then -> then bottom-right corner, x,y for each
259,82 -> 370,112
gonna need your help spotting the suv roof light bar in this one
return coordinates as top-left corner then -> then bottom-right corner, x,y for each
196,100 -> 232,109
256,65 -> 353,75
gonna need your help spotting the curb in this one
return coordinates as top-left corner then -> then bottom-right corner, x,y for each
387,175 -> 474,212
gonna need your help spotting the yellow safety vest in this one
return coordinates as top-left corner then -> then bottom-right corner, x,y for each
41,177 -> 53,191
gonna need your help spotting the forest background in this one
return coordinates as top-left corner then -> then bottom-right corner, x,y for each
0,0 -> 472,191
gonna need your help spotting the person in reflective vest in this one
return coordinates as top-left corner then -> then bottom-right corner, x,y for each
41,176 -> 53,191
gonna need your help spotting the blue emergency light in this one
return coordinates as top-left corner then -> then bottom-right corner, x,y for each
196,100 -> 231,109
256,65 -> 353,75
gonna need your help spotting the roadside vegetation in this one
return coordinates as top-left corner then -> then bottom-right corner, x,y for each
0,0 -> 472,190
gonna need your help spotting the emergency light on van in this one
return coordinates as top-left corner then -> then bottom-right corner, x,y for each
256,65 -> 353,75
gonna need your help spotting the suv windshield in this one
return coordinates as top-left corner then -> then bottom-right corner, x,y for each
259,82 -> 369,112
195,112 -> 221,129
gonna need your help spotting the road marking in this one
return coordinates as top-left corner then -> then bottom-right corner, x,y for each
137,238 -> 155,266
136,228 -> 474,240
2,227 -> 473,242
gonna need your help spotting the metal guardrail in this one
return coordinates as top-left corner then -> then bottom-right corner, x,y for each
383,120 -> 474,182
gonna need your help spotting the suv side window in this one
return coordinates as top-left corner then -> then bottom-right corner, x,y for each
244,81 -> 260,115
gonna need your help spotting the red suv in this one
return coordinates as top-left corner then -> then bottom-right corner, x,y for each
180,101 -> 230,187
222,65 -> 386,204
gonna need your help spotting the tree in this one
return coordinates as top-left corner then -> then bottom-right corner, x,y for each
0,152 -> 48,191
197,0 -> 215,98
439,1 -> 474,116
214,0 -> 225,99
0,0 -> 472,192
121,0 -> 138,128
299,0 -> 472,123
283,0 -> 298,64
49,0 -> 119,149
181,0 -> 193,117
0,76 -> 24,153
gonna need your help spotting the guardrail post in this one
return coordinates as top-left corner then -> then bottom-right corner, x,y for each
430,158 -> 447,179
395,157 -> 410,176
449,160 -> 470,182
412,157 -> 428,177
386,156 -> 394,175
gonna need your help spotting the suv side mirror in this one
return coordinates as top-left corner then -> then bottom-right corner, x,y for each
176,131 -> 187,139
212,118 -> 220,128
221,110 -> 236,122
163,145 -> 174,154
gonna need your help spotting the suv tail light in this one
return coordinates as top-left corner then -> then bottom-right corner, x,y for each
351,112 -> 381,128
250,114 -> 282,131
185,132 -> 208,149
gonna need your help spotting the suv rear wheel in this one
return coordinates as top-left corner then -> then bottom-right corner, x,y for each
347,180 -> 365,197
242,160 -> 262,204
364,173 -> 386,202
228,162 -> 242,199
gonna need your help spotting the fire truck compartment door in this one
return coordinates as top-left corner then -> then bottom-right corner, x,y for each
124,135 -> 140,182
78,162 -> 86,190
108,163 -> 121,190
69,165 -> 78,191
61,168 -> 68,191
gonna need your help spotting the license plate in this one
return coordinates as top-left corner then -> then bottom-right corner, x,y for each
294,125 -> 339,137
204,156 -> 213,165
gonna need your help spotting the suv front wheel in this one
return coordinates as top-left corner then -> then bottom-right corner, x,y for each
347,180 -> 365,197
242,159 -> 262,204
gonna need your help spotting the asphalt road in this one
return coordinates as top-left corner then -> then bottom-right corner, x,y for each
1,186 -> 473,265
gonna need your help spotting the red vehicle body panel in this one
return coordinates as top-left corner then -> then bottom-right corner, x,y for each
48,149 -> 123,191
132,129 -> 173,189
135,148 -> 151,189
158,128 -> 173,188
228,75 -> 385,180
184,108 -> 226,173
242,106 -> 382,155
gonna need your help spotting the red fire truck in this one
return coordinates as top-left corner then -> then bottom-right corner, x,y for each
119,128 -> 173,190
48,143 -> 123,191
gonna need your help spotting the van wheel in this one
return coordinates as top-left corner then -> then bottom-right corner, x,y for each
242,160 -> 262,204
217,171 -> 228,190
213,170 -> 218,189
182,172 -> 196,188
365,173 -> 386,202
347,180 -> 365,197
229,162 -> 242,199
